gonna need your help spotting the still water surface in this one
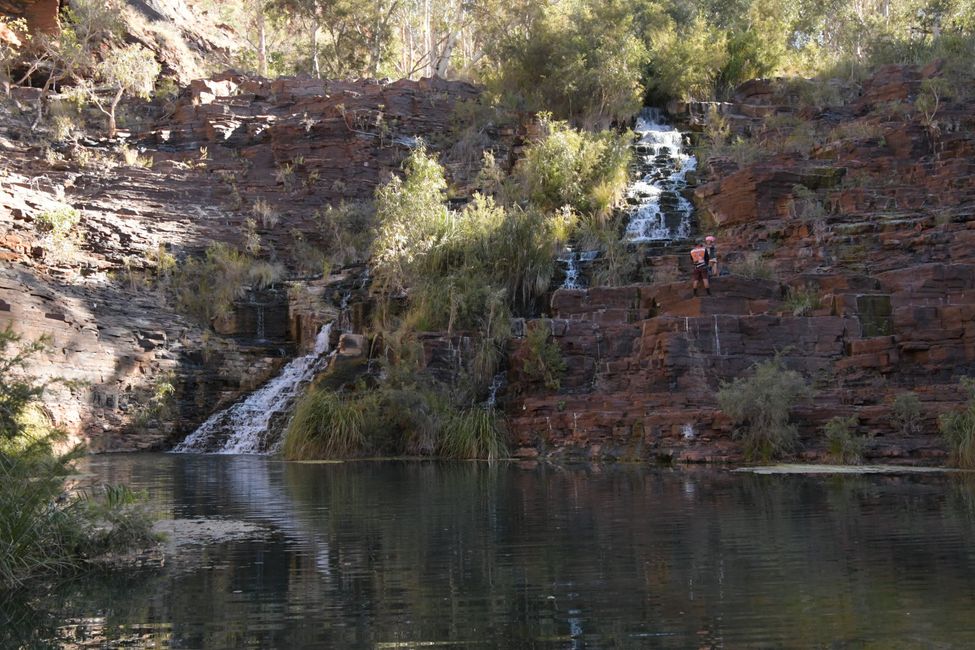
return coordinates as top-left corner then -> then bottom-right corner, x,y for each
9,454 -> 975,648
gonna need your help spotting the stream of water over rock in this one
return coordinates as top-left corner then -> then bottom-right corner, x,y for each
173,324 -> 334,454
559,108 -> 697,288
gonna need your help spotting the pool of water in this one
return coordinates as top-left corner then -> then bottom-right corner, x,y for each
7,454 -> 975,648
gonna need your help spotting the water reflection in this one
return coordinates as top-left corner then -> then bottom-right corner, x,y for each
8,456 -> 975,648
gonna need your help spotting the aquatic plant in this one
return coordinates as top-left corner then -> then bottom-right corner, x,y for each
717,356 -> 811,462
939,378 -> 975,469
439,407 -> 508,461
283,389 -> 366,460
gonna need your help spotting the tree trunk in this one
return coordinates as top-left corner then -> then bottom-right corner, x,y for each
257,3 -> 268,77
310,20 -> 320,78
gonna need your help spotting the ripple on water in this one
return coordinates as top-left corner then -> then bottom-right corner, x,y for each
9,454 -> 975,649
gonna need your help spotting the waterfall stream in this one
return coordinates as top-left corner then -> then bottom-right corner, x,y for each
558,108 -> 697,289
173,324 -> 334,454
624,108 -> 697,242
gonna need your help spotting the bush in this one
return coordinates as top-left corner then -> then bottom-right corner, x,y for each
939,378 -> 975,469
486,0 -> 647,128
170,244 -> 283,325
0,327 -> 154,590
730,253 -> 776,281
34,206 -> 80,240
892,392 -> 923,435
783,285 -> 823,316
717,357 -> 811,462
515,116 -> 632,221
521,323 -> 566,391
440,407 -> 508,461
283,389 -> 365,459
824,415 -> 864,464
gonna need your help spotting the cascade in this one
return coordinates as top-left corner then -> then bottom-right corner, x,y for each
624,108 -> 697,242
558,108 -> 696,289
173,323 -> 334,454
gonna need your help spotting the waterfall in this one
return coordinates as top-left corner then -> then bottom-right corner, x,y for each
173,323 -> 334,455
484,372 -> 506,409
558,248 -> 598,290
625,108 -> 697,242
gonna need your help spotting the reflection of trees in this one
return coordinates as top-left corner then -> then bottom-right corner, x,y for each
29,459 -> 975,647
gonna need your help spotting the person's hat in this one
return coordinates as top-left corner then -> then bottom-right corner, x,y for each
705,235 -> 716,243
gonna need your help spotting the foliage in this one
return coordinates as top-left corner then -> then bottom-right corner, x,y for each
891,392 -> 923,435
170,243 -> 280,325
939,378 -> 975,469
730,253 -> 776,281
87,43 -> 161,138
283,388 -> 365,459
0,327 -> 154,590
316,200 -> 377,267
824,415 -> 864,464
283,383 -> 509,460
520,323 -> 566,391
485,0 -> 648,127
34,207 -> 81,240
783,285 -> 823,317
718,356 -> 811,462
440,407 -> 507,460
514,116 -> 632,221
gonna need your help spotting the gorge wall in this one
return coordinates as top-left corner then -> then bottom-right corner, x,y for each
0,73 -> 506,450
503,64 -> 975,464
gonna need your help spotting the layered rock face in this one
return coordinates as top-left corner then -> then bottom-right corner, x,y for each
0,74 -> 489,450
504,64 -> 975,464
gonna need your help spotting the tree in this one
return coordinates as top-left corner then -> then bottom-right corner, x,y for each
89,43 -> 160,138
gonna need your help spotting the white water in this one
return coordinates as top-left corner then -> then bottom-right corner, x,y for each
173,324 -> 334,454
558,248 -> 599,290
625,108 -> 697,242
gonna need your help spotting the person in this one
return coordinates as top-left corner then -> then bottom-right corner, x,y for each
705,235 -> 718,277
690,240 -> 711,296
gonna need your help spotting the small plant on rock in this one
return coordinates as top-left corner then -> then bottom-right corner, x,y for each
891,392 -> 923,435
521,323 -> 566,390
939,378 -> 975,469
252,198 -> 279,228
730,253 -> 776,281
35,206 -> 81,240
824,415 -> 865,464
784,284 -> 823,316
87,43 -> 160,138
717,356 -> 811,462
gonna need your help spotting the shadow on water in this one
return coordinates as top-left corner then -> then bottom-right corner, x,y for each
14,456 -> 975,648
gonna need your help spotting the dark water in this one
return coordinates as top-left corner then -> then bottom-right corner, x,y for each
7,455 -> 975,648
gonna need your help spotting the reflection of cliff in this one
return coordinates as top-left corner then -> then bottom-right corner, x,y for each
26,459 -> 975,647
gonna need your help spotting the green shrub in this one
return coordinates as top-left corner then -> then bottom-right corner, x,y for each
440,407 -> 508,461
514,116 -> 632,221
170,243 -> 281,325
283,389 -> 365,460
939,378 -> 975,469
0,327 -> 154,590
717,357 -> 811,462
824,415 -> 864,464
34,206 -> 81,240
892,392 -> 923,435
521,323 -> 566,391
784,285 -> 823,316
